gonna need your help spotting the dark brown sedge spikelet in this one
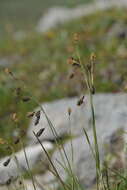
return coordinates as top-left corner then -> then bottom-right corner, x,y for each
77,96 -> 85,106
86,63 -> 91,72
27,111 -> 35,118
19,180 -> 22,185
35,128 -> 45,137
6,178 -> 12,186
4,68 -> 13,76
13,137 -> 20,144
67,57 -> 73,65
35,110 -> 41,118
4,68 -> 17,80
72,58 -> 80,68
90,52 -> 96,61
15,87 -> 21,96
68,108 -> 72,116
22,96 -> 31,102
3,158 -> 11,167
91,85 -> 96,94
69,72 -> 74,79
6,145 -> 12,151
67,57 -> 80,68
34,110 -> 41,125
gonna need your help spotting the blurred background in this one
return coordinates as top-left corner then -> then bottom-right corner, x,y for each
0,0 -> 88,33
0,0 -> 127,157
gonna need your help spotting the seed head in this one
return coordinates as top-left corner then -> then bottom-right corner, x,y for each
27,111 -> 35,118
91,85 -> 96,94
67,57 -> 80,67
35,128 -> 45,137
35,110 -> 41,118
90,53 -> 96,61
22,97 -> 31,102
67,57 -> 73,65
68,108 -> 72,116
3,158 -> 11,167
69,73 -> 74,79
6,178 -> 11,186
77,96 -> 85,106
19,180 -> 22,185
13,137 -> 20,144
4,68 -> 12,75
34,110 -> 41,125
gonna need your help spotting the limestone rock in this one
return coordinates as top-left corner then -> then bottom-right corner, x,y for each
0,142 -> 53,185
34,127 -> 126,189
27,94 -> 127,144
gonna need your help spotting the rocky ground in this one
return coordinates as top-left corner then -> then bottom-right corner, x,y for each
0,94 -> 127,189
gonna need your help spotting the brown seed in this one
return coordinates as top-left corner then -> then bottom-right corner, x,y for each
90,52 -> 96,61
34,118 -> 40,125
34,110 -> 41,125
72,58 -> 80,68
72,62 -> 81,68
91,85 -> 95,94
6,178 -> 11,186
11,113 -> 18,122
67,57 -> 73,65
35,110 -> 41,118
27,111 -> 35,118
22,97 -> 31,102
77,96 -> 85,106
3,158 -> 11,167
35,128 -> 45,137
86,64 -> 91,71
19,180 -> 22,185
14,137 -> 20,144
4,68 -> 12,75
68,108 -> 72,116
69,73 -> 74,79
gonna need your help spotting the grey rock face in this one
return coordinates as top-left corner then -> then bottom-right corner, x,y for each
27,94 -> 127,144
44,135 -> 101,189
26,93 -> 127,188
34,128 -> 126,189
1,93 -> 127,189
28,97 -> 88,143
0,142 -> 53,185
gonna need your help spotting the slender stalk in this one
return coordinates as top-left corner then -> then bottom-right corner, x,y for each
8,70 -> 78,188
83,128 -> 96,160
68,114 -> 75,190
75,44 -> 100,189
21,141 -> 37,190
32,97 -> 79,187
33,131 -> 69,190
